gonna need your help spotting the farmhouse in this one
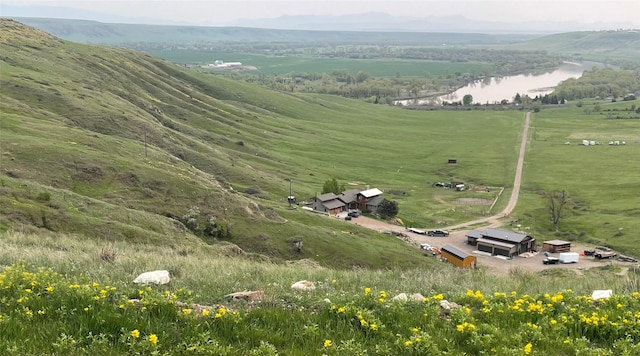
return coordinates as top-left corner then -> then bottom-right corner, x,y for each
466,228 -> 536,257
440,245 -> 477,269
355,188 -> 383,211
305,187 -> 384,215
339,189 -> 361,210
542,240 -> 572,253
309,193 -> 345,215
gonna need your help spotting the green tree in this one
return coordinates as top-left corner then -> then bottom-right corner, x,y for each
355,71 -> 371,83
514,93 -> 522,104
378,199 -> 399,218
463,94 -> 473,106
321,178 -> 345,195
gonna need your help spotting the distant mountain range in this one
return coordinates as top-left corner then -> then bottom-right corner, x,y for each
1,4 -> 637,34
231,12 -> 638,34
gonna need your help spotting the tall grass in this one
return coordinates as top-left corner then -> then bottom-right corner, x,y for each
1,230 -> 640,355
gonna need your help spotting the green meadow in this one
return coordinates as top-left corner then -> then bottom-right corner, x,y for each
151,50 -> 489,77
513,101 -> 640,250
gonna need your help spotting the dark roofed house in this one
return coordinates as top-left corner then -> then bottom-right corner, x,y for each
310,193 -> 345,216
469,228 -> 536,257
365,195 -> 385,213
355,188 -> 383,210
339,189 -> 361,210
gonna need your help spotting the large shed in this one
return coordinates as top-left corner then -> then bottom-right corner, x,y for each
440,245 -> 477,269
543,240 -> 572,253
467,228 -> 536,257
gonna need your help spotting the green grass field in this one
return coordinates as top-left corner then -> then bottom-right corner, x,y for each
150,50 -> 489,78
513,101 -> 640,251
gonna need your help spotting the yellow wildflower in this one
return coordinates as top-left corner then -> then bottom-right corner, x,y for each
405,341 -> 412,347
524,343 -> 532,355
202,309 -> 210,317
130,329 -> 140,338
364,287 -> 371,294
148,334 -> 158,345
324,339 -> 332,348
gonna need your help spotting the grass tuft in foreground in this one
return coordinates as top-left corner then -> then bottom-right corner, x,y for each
1,261 -> 640,355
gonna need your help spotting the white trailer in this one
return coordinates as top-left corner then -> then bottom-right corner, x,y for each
559,252 -> 579,264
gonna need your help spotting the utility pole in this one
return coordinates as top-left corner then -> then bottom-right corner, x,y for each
288,178 -> 292,208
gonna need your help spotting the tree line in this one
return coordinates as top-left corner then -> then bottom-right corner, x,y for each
552,67 -> 640,100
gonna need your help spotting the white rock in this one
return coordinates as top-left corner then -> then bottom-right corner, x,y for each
291,280 -> 315,291
133,270 -> 170,285
392,293 -> 409,301
440,300 -> 460,310
411,293 -> 425,301
591,289 -> 613,301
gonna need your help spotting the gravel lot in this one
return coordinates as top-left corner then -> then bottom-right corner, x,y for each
345,214 -> 631,276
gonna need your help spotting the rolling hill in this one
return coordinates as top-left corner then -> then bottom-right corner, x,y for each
9,17 -> 538,45
0,18 -> 435,269
514,30 -> 640,60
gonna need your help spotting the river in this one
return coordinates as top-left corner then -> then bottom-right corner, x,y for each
395,61 -> 602,106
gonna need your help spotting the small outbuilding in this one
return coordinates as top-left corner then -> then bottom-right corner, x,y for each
543,240 -> 572,253
440,245 -> 477,269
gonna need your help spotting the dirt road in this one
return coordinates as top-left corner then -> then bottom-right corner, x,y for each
344,112 -> 628,274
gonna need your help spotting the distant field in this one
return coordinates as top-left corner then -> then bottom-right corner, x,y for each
513,99 -> 640,251
150,51 -> 490,77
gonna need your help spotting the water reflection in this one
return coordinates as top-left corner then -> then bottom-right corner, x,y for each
396,62 -> 602,106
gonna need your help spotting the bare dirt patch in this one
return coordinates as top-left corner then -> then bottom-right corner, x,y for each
454,198 -> 492,205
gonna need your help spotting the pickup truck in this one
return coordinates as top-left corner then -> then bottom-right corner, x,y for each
427,230 -> 449,237
594,251 -> 617,260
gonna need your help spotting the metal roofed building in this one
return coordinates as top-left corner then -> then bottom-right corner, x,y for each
440,245 -> 477,268
466,228 -> 536,257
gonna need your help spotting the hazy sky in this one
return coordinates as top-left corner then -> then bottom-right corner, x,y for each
3,0 -> 640,27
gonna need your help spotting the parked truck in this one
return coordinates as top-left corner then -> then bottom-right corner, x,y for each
594,251 -> 617,260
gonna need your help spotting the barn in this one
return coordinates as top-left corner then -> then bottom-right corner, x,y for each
466,228 -> 536,257
440,245 -> 477,269
542,240 -> 572,253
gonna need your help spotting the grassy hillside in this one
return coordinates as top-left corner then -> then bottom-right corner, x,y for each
0,18 -> 436,269
513,30 -> 640,61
